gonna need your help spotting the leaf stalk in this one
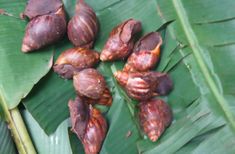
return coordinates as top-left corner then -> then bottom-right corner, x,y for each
0,90 -> 36,154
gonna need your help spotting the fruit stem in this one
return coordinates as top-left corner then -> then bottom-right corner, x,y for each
0,91 -> 36,154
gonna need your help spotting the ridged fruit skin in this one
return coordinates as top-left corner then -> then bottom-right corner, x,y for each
73,68 -> 106,100
123,32 -> 162,72
67,0 -> 99,48
114,71 -> 158,100
139,99 -> 172,142
85,87 -> 112,106
68,97 -> 107,154
114,71 -> 173,100
53,47 -> 100,79
82,106 -> 107,154
100,19 -> 142,61
22,0 -> 66,52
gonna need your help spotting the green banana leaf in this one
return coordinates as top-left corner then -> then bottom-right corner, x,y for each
1,0 -> 235,153
0,0 -> 53,153
22,110 -> 73,154
0,120 -> 17,154
0,0 -> 53,109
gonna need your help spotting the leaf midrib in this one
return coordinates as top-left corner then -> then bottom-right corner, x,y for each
0,87 -> 36,154
172,0 -> 235,129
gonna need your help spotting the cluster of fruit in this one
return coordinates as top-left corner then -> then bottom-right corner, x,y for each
21,0 -> 173,153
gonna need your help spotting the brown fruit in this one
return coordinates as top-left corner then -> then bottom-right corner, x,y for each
69,97 -> 107,154
22,0 -> 66,52
114,71 -> 173,100
85,87 -> 113,106
68,96 -> 89,140
114,71 -> 158,100
53,47 -> 100,79
67,0 -> 99,48
123,32 -> 162,72
100,19 -> 142,61
82,106 -> 107,154
96,87 -> 112,106
73,68 -> 106,100
139,99 -> 172,142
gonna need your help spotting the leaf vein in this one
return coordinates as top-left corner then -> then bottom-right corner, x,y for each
172,0 -> 235,129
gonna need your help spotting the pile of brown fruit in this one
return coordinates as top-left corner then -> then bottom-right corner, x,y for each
102,20 -> 173,142
21,0 -> 173,153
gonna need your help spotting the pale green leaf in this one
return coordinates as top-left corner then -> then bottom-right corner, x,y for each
22,110 -> 72,154
0,120 -> 17,154
0,0 -> 53,109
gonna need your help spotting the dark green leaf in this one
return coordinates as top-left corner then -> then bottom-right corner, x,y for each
14,0 -> 235,153
68,129 -> 84,154
138,0 -> 235,153
24,0 -> 163,135
100,85 -> 140,154
23,70 -> 75,135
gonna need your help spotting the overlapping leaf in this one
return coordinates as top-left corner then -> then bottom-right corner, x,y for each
2,0 -> 234,153
138,0 -> 235,153
22,110 -> 72,154
23,0 -> 163,135
0,0 -> 53,109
